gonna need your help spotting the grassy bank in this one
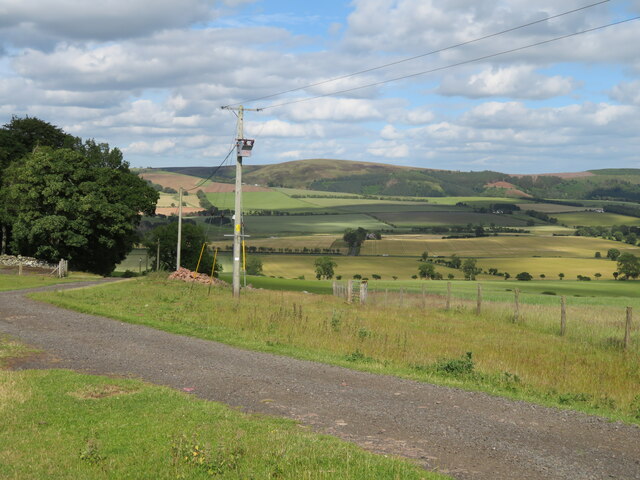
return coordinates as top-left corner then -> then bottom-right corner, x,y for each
0,272 -> 99,292
32,275 -> 640,424
0,337 -> 441,479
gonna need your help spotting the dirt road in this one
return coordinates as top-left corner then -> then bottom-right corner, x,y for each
1,281 -> 639,479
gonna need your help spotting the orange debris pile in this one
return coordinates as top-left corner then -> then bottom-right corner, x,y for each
168,267 -> 227,286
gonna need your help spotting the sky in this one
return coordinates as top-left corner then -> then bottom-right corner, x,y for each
1,0 -> 640,174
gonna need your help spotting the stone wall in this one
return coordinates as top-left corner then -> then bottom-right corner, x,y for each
0,255 -> 55,269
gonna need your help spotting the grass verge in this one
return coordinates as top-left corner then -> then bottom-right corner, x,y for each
0,272 -> 100,292
0,337 -> 443,480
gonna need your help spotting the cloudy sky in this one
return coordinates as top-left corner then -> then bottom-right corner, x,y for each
1,0 -> 639,173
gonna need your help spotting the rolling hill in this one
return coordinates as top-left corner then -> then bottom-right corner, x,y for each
141,160 -> 640,202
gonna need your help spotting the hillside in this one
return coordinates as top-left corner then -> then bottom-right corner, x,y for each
140,160 -> 640,202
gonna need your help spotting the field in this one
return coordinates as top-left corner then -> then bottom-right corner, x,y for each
0,338 -> 434,480
249,254 -> 460,280
475,257 -> 618,279
515,203 -> 587,213
238,214 -> 391,235
33,276 -> 640,424
359,234 -> 640,258
553,212 -> 640,227
205,191 -> 318,211
368,211 -> 531,227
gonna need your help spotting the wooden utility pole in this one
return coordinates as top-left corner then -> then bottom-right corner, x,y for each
221,104 -> 259,298
176,187 -> 183,271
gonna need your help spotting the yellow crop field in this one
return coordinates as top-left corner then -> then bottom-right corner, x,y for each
360,235 -> 640,259
554,212 -> 640,226
475,257 -> 619,279
258,254 -> 461,280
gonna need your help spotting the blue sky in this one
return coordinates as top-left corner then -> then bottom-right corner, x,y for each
1,0 -> 639,173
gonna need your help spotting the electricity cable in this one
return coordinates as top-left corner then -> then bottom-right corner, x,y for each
223,0 -> 610,108
184,145 -> 236,193
258,16 -> 640,111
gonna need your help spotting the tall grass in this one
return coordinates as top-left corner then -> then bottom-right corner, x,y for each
34,275 -> 640,423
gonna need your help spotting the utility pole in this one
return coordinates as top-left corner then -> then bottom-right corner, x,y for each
221,104 -> 258,298
176,186 -> 183,271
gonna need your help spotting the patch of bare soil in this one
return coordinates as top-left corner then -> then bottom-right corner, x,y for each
484,181 -> 532,198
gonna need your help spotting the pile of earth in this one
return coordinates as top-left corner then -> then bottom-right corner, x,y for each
168,267 -> 227,286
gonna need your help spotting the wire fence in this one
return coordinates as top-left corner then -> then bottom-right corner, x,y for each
332,280 -> 637,352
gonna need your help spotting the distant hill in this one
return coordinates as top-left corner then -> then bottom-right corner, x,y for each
140,160 -> 640,202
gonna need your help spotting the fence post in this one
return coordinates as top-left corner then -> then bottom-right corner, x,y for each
422,283 -> 426,310
360,282 -> 367,305
476,283 -> 482,315
446,282 -> 451,310
347,279 -> 353,304
333,281 -> 337,296
624,307 -> 632,350
513,289 -> 520,323
560,296 -> 567,336
18,262 -> 23,276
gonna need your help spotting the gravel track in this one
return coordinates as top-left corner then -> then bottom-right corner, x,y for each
1,280 -> 639,480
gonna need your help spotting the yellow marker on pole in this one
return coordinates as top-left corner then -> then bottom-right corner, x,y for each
194,243 -> 206,277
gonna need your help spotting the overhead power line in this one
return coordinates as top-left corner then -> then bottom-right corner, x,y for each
185,145 -> 236,192
258,15 -> 640,111
223,0 -> 610,108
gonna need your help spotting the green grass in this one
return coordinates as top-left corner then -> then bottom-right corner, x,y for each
0,351 -> 438,479
364,278 -> 640,308
113,248 -> 151,273
0,272 -> 98,291
32,276 -> 640,424
553,212 -> 640,226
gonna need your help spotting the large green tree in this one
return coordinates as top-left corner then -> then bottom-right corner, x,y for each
343,227 -> 368,256
616,253 -> 640,280
2,145 -> 158,275
314,256 -> 337,280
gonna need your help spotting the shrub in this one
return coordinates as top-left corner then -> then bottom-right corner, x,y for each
435,352 -> 474,376
515,272 -> 533,281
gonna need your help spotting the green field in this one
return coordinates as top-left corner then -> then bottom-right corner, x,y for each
205,191 -> 319,211
515,203 -> 586,213
241,214 -> 391,235
554,212 -> 640,227
297,197 -> 431,209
